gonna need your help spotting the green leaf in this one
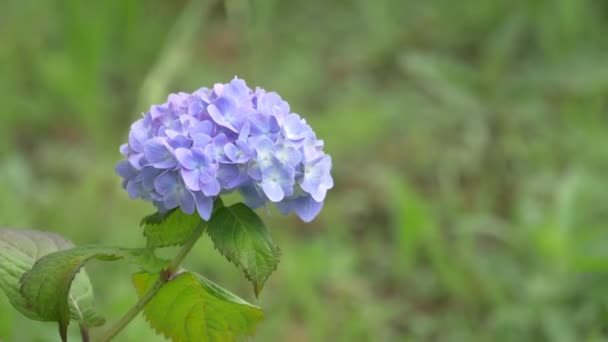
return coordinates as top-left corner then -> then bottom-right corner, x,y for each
133,271 -> 264,342
207,203 -> 280,297
0,229 -> 76,321
142,209 -> 204,248
20,246 -> 166,341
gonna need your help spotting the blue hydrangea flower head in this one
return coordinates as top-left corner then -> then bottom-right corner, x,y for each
116,77 -> 333,222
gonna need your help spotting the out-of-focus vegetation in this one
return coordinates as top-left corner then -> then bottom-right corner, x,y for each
1,0 -> 608,341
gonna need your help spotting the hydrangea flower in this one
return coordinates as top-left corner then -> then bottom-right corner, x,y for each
116,77 -> 333,222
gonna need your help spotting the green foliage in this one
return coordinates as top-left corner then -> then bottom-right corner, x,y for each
20,245 -> 165,340
207,203 -> 280,297
132,271 -> 264,342
0,229 -> 82,321
142,209 -> 204,248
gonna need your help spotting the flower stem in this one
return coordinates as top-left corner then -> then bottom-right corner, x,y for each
97,220 -> 207,342
79,324 -> 90,342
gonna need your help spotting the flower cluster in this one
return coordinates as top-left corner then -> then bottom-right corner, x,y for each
116,78 -> 333,222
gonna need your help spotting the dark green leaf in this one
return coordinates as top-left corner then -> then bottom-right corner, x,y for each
142,209 -> 204,248
20,246 -> 166,340
207,203 -> 280,297
0,229 -> 77,321
133,271 -> 264,342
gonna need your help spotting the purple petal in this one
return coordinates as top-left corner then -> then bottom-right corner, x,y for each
207,134 -> 229,162
190,120 -> 214,137
213,83 -> 224,96
154,172 -> 178,195
175,148 -> 197,170
179,114 -> 196,129
120,144 -> 130,157
300,155 -> 333,202
252,136 -> 275,168
282,114 -> 309,141
275,145 -> 302,166
292,196 -> 324,222
208,98 -> 238,132
144,137 -> 176,169
261,180 -> 285,202
126,181 -> 142,199
188,98 -> 208,118
239,183 -> 267,208
301,133 -> 324,161
165,129 -> 181,140
274,199 -> 293,216
200,178 -> 221,197
116,160 -> 138,180
249,113 -> 280,136
192,191 -> 214,220
224,77 -> 251,100
167,135 -> 191,149
224,142 -> 251,164
217,164 -> 247,190
128,153 -> 145,170
177,189 -> 196,215
149,104 -> 170,120
140,167 -> 161,190
238,122 -> 251,141
128,119 -> 150,153
192,134 -> 212,149
224,143 -> 240,162
257,91 -> 290,119
181,169 -> 201,191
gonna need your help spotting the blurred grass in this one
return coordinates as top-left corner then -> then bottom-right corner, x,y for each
1,0 -> 608,341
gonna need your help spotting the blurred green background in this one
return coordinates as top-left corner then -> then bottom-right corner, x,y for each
1,0 -> 608,341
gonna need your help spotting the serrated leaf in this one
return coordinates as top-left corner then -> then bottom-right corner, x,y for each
20,246 -> 166,341
142,209 -> 204,248
133,271 -> 264,342
141,210 -> 175,226
207,203 -> 280,297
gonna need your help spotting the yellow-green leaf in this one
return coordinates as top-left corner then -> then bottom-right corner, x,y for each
133,271 -> 264,342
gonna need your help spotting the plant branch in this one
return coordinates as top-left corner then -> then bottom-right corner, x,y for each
79,324 -> 90,342
97,220 -> 207,342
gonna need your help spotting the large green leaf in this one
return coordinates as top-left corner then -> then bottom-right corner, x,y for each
133,271 -> 264,342
142,209 -> 204,248
0,229 -> 100,325
207,203 -> 280,296
20,246 -> 166,341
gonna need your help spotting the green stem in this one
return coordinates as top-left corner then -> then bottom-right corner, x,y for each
97,220 -> 207,342
79,324 -> 90,342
